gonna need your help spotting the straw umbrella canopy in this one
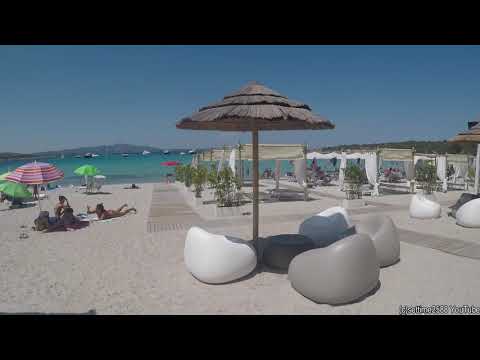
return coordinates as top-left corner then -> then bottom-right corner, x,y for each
449,122 -> 480,194
176,81 -> 335,259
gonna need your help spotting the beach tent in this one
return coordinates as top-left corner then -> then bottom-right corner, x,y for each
205,144 -> 307,194
177,81 -> 334,262
378,148 -> 415,192
449,121 -> 480,194
307,150 -> 380,196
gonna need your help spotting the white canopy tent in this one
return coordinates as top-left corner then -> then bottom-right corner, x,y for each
379,148 -> 415,193
307,151 -> 380,196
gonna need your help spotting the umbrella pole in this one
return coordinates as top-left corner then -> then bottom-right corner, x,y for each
252,129 -> 260,264
475,144 -> 480,194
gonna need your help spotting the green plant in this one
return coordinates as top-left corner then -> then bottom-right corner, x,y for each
184,165 -> 193,187
214,167 -> 241,207
344,165 -> 365,199
175,165 -> 185,183
415,162 -> 438,194
207,163 -> 218,189
192,165 -> 208,198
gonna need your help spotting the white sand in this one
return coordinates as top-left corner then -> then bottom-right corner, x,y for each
1,183 -> 480,314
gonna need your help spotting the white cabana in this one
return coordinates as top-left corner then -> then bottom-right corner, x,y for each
379,148 -> 415,192
447,153 -> 469,185
308,151 -> 379,196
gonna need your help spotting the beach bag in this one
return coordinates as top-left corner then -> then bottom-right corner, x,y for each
34,211 -> 50,231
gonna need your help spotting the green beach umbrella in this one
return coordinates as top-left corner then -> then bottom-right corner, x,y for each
0,172 -> 11,183
74,165 -> 99,176
0,181 -> 32,199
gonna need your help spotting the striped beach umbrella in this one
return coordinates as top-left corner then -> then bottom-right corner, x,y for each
6,161 -> 64,185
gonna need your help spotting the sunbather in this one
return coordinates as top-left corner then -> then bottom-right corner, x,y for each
86,203 -> 137,220
54,196 -> 70,219
43,207 -> 87,232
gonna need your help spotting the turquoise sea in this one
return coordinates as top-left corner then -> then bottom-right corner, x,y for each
0,152 -> 405,185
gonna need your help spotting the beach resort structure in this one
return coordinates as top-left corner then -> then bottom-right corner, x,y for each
2,83 -> 480,314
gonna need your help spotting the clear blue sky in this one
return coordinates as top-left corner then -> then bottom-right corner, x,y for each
1,45 -> 479,153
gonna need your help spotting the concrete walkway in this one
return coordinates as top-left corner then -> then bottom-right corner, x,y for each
148,183 -> 480,260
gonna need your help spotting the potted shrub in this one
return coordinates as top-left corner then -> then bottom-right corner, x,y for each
343,165 -> 365,200
415,162 -> 438,195
175,165 -> 185,183
213,167 -> 243,216
192,165 -> 207,198
184,165 -> 193,188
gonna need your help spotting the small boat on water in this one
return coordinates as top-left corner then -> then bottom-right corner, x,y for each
188,149 -> 196,154
122,153 -> 129,157
163,150 -> 170,155
84,153 -> 93,158
180,152 -> 186,155
91,153 -> 100,158
142,150 -> 151,155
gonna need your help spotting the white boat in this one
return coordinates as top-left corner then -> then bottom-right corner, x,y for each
180,152 -> 186,155
163,150 -> 170,155
188,149 -> 196,154
142,150 -> 151,155
84,153 -> 93,158
92,153 -> 100,158
122,153 -> 129,157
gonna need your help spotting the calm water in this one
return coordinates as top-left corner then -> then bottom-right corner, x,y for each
0,152 -> 406,185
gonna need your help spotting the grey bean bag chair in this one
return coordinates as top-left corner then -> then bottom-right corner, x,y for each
262,234 -> 316,270
288,234 -> 380,305
298,206 -> 353,247
355,214 -> 400,267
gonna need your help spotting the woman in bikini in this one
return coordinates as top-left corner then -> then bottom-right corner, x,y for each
87,203 -> 137,220
54,196 -> 70,219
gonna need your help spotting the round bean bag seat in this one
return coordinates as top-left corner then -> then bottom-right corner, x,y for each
409,193 -> 441,219
288,233 -> 380,305
456,198 -> 480,228
262,234 -> 316,270
298,206 -> 354,247
184,226 -> 257,284
355,214 -> 400,267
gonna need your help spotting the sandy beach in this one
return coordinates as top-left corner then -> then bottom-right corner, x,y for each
1,181 -> 480,314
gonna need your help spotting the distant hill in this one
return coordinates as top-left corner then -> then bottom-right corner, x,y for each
318,140 -> 477,155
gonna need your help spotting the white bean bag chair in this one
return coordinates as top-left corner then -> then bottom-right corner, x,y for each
184,226 -> 257,284
456,198 -> 480,228
355,214 -> 400,267
409,193 -> 441,219
288,233 -> 380,305
298,206 -> 354,247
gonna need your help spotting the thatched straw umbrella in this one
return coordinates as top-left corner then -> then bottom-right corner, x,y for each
176,81 -> 335,260
449,121 -> 480,194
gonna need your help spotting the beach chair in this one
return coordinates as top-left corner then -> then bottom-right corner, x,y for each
93,175 -> 106,192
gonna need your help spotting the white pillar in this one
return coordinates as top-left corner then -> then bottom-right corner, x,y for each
475,144 -> 480,194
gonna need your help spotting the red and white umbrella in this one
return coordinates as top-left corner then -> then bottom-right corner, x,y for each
6,161 -> 64,185
6,161 -> 64,210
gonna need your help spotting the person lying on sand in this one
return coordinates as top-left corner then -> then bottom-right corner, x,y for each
54,195 -> 70,219
86,203 -> 137,220
124,184 -> 140,189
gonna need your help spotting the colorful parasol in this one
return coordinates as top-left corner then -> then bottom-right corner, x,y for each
6,161 -> 64,185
